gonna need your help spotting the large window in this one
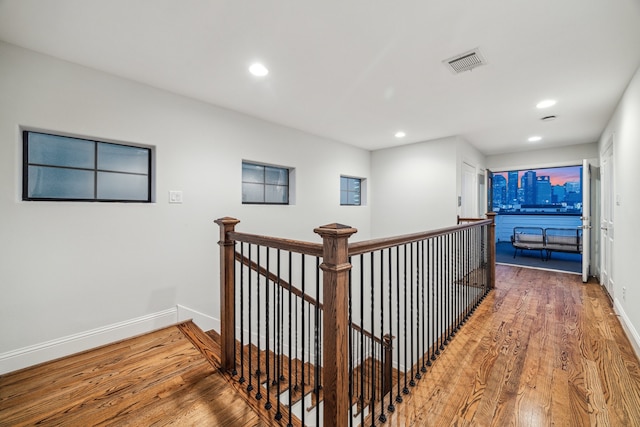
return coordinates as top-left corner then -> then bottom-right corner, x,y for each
491,165 -> 582,214
340,176 -> 362,206
242,161 -> 289,204
23,131 -> 151,202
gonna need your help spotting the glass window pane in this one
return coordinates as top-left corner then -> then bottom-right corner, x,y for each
265,166 -> 288,185
350,178 -> 361,191
28,133 -> 94,169
98,143 -> 149,174
341,190 -> 349,205
340,176 -> 348,191
97,172 -> 149,200
350,192 -> 361,205
265,184 -> 288,204
242,163 -> 264,183
242,182 -> 264,203
28,165 -> 94,199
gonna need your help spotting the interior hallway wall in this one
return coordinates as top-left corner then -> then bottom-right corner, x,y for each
0,42 -> 372,371
598,62 -> 640,355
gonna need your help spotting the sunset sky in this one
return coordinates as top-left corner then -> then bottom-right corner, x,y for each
495,165 -> 582,187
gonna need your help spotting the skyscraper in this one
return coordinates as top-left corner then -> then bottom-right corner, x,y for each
536,176 -> 552,204
508,171 -> 518,203
521,171 -> 537,205
493,174 -> 507,207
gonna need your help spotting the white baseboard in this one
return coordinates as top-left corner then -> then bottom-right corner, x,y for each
0,308 -> 178,375
613,298 -> 640,359
176,304 -> 219,332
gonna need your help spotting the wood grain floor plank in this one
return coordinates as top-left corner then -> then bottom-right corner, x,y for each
382,265 -> 640,427
0,324 -> 269,427
2,266 -> 640,426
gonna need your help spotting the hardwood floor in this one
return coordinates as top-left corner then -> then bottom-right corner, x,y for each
385,265 -> 640,426
0,323 -> 268,427
1,265 -> 639,426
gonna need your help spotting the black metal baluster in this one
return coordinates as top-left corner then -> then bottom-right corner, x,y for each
300,255 -> 306,427
445,233 -> 451,345
410,242 -> 416,387
428,238 -> 434,366
264,249 -> 271,407
348,258 -> 353,427
421,239 -> 427,373
466,228 -> 472,321
267,249 -> 283,421
285,252 -> 292,426
307,291 -> 311,389
379,249 -> 387,423
369,252 -> 376,423
435,236 -> 441,357
395,246 -> 402,404
402,244 -> 409,396
239,242 -> 245,384
438,235 -> 444,353
359,255 -> 365,426
386,248 -> 395,413
315,257 -> 321,427
454,230 -> 460,333
248,244 -> 254,393
415,241 -> 422,380
255,245 -> 262,400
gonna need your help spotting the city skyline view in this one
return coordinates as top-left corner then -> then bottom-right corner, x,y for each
492,165 -> 583,214
494,166 -> 581,187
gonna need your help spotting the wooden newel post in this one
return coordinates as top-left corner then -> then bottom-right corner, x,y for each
382,334 -> 394,397
314,223 -> 358,427
486,212 -> 497,289
214,217 -> 241,372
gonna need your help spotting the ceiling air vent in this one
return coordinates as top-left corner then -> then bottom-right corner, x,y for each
444,48 -> 486,74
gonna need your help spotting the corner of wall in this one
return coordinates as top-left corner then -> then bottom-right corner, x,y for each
176,305 -> 219,332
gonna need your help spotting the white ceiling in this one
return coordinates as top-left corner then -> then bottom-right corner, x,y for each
1,0 -> 639,154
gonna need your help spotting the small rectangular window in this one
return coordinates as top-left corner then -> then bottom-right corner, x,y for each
242,161 -> 289,204
23,131 -> 152,202
341,176 -> 362,206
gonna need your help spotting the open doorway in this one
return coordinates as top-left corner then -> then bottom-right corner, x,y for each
489,164 -> 584,274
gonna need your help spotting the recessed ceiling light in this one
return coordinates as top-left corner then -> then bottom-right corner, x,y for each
249,63 -> 269,77
395,131 -> 406,138
536,99 -> 556,109
528,136 -> 542,142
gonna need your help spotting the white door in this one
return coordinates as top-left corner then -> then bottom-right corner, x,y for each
461,162 -> 477,218
581,160 -> 590,282
601,142 -> 614,297
591,166 -> 601,279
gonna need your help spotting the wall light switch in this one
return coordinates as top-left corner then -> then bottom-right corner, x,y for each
169,190 -> 183,204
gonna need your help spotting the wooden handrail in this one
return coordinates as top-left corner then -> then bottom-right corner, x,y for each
457,215 -> 487,224
229,231 -> 323,257
348,219 -> 492,256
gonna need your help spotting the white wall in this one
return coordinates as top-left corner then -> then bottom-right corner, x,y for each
0,42 -> 372,372
598,63 -> 640,355
370,136 -> 460,238
457,137 -> 487,217
486,142 -> 599,171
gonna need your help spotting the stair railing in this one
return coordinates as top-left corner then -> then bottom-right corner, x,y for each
215,214 -> 496,426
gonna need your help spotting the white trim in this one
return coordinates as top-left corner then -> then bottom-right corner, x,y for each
176,304 -> 219,332
613,298 -> 640,359
0,308 -> 177,375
